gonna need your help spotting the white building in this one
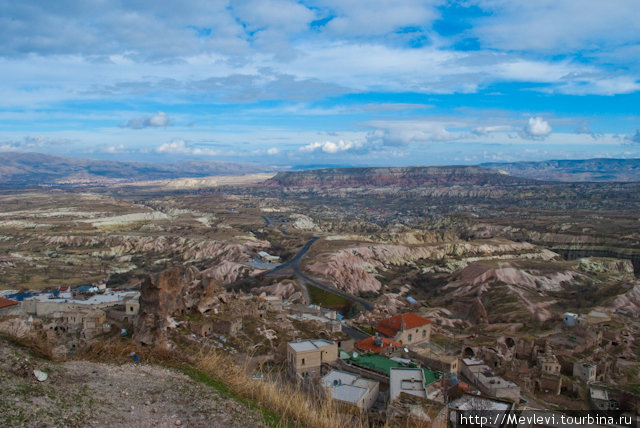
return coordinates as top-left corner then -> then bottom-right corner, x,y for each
320,370 -> 379,411
563,312 -> 578,326
389,367 -> 429,404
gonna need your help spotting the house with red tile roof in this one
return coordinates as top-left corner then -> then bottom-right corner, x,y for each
0,297 -> 21,316
355,336 -> 402,355
375,312 -> 431,346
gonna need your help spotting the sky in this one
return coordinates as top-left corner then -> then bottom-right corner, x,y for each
1,0 -> 639,167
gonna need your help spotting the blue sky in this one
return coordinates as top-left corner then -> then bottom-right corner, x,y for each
1,0 -> 639,166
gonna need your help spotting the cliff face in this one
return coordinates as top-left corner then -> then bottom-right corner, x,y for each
265,166 -> 534,188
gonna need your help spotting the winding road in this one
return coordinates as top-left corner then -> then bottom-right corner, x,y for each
265,236 -> 374,311
229,215 -> 374,312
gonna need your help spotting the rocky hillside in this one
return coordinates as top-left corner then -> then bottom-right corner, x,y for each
0,336 -> 263,428
482,158 -> 640,182
265,166 -> 535,188
304,239 -> 557,295
0,152 -> 274,186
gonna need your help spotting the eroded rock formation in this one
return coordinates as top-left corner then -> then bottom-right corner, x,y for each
133,266 -> 221,346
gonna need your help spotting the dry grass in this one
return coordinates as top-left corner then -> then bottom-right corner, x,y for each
77,340 -> 367,427
77,340 -> 189,366
197,350 -> 368,428
0,331 -> 54,360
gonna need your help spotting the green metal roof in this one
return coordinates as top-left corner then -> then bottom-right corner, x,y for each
422,368 -> 441,385
349,353 -> 408,375
347,353 -> 441,384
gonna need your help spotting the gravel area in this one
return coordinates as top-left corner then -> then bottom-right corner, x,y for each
0,338 -> 265,428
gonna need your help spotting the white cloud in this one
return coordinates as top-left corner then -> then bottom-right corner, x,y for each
470,0 -> 640,53
104,144 -> 127,154
156,139 -> 191,154
320,0 -> 439,37
365,120 -> 460,147
472,125 -> 513,135
191,147 -> 219,156
523,117 -> 552,140
148,112 -> 170,127
267,147 -> 280,155
300,140 -> 363,153
155,139 -> 218,156
552,75 -> 640,96
123,112 -> 171,129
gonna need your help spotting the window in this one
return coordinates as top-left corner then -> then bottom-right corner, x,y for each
408,334 -> 412,342
301,358 -> 305,366
422,329 -> 426,337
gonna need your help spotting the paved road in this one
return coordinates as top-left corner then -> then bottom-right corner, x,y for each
266,236 -> 374,311
265,236 -> 318,276
341,324 -> 370,341
226,225 -> 374,312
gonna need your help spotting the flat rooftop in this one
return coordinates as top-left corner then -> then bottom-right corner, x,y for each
288,339 -> 334,352
449,395 -> 510,412
26,290 -> 138,306
321,370 -> 358,388
389,368 -> 427,402
321,369 -> 378,405
331,384 -> 367,404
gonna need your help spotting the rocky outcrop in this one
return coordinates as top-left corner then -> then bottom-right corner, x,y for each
579,257 -> 635,276
453,264 -> 578,293
469,297 -> 488,324
200,260 -> 264,286
326,230 -> 456,245
290,214 -> 317,231
43,235 -> 268,262
133,266 -> 220,346
253,281 -> 304,303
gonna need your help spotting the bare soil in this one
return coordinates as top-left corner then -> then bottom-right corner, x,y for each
0,338 -> 264,428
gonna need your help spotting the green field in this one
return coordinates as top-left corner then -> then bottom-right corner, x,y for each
307,284 -> 348,309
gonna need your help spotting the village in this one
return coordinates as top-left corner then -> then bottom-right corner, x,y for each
1,273 -> 638,428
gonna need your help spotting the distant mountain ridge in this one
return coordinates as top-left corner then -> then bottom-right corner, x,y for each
481,158 -> 640,182
0,152 -> 275,186
265,165 -> 535,188
2,152 -> 638,187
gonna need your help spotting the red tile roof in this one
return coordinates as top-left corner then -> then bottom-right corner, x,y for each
375,312 -> 431,338
0,297 -> 19,309
355,336 -> 402,354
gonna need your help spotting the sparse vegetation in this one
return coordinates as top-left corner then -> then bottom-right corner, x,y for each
197,349 -> 367,428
